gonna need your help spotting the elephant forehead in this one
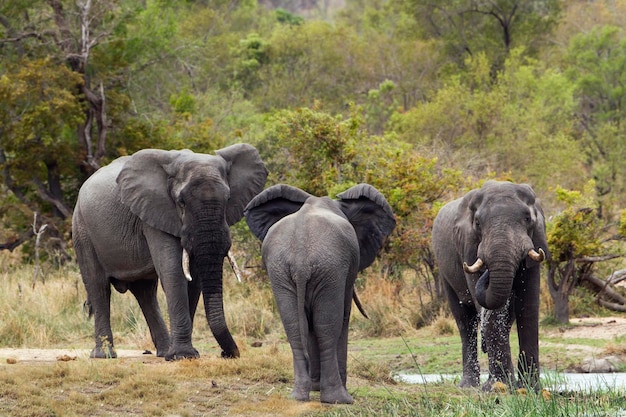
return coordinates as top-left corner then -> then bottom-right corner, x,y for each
176,161 -> 227,184
302,196 -> 344,216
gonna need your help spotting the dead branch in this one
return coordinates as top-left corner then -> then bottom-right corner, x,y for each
583,273 -> 626,305
598,299 -> 626,313
575,254 -> 622,263
32,213 -> 48,289
608,269 -> 626,285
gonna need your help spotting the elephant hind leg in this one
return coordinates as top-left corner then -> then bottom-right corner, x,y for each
129,279 -> 170,357
75,239 -> 117,359
88,281 -> 117,359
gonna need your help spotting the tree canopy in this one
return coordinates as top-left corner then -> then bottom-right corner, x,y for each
2,0 -> 626,319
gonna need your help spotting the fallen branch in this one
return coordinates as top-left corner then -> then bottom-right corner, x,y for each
583,274 -> 626,305
32,213 -> 48,289
598,299 -> 626,313
608,269 -> 626,285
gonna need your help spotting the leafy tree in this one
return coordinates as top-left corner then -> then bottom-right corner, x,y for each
565,25 -> 626,218
0,58 -> 84,247
400,0 -> 561,71
546,182 -> 623,324
255,103 -> 464,312
389,50 -> 584,192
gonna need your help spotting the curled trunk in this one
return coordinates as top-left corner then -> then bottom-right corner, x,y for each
474,256 -> 517,310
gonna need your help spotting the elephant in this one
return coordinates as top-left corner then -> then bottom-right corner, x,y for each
431,180 -> 549,391
72,144 -> 268,360
244,183 -> 396,404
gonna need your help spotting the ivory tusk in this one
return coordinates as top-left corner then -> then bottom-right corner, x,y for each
182,248 -> 192,281
463,258 -> 484,273
528,248 -> 546,263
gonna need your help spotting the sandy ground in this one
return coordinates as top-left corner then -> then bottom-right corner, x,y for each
0,348 -> 159,364
552,316 -> 626,340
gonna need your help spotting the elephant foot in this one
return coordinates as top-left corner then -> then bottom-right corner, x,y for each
320,386 -> 353,404
221,348 -> 240,359
458,375 -> 480,388
90,346 -> 117,359
291,385 -> 311,402
311,380 -> 320,392
164,347 -> 200,361
155,347 -> 169,358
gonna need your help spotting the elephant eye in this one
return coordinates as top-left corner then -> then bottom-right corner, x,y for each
474,218 -> 480,229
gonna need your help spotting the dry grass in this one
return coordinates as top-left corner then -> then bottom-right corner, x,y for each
2,254 -> 626,416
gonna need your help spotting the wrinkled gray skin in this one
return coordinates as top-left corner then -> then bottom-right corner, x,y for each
244,184 -> 395,404
431,181 -> 549,391
72,144 -> 267,361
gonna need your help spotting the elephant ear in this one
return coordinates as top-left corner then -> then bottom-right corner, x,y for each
215,143 -> 269,226
337,183 -> 396,271
244,184 -> 312,241
117,149 -> 184,237
454,188 -> 482,264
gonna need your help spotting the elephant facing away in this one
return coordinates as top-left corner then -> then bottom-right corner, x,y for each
244,184 -> 396,404
432,180 -> 549,391
72,144 -> 268,360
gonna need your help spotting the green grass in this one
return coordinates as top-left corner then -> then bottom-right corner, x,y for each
1,259 -> 626,416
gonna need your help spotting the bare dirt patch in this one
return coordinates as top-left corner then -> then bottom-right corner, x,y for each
0,348 -> 158,364
551,316 -> 626,340
556,317 -> 626,340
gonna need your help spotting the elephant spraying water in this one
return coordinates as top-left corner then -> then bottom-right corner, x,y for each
244,184 -> 396,404
72,144 -> 267,360
431,180 -> 549,391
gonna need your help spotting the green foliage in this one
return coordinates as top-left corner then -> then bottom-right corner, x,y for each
565,25 -> 626,211
259,102 -> 359,195
390,49 -> 584,191
402,0 -> 561,70
257,103 -> 464,271
547,182 -> 604,262
275,8 -> 303,26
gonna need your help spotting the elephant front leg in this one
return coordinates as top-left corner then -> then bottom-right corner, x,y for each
129,279 -> 170,357
444,284 -> 480,387
161,278 -> 198,360
514,276 -> 541,391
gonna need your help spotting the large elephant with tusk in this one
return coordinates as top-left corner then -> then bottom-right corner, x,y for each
431,180 -> 549,391
72,144 -> 268,360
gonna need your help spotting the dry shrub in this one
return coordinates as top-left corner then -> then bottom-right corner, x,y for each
350,356 -> 397,385
432,315 -> 456,336
351,272 -> 425,338
603,341 -> 626,356
222,277 -> 283,339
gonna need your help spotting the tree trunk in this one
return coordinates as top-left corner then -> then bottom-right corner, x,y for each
552,290 -> 570,324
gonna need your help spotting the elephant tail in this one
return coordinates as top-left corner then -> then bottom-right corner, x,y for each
353,289 -> 369,319
296,278 -> 310,363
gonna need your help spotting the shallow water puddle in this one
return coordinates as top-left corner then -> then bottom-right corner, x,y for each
396,372 -> 626,392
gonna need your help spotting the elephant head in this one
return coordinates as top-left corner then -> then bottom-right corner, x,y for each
116,144 -> 268,357
454,180 -> 549,310
244,183 -> 396,272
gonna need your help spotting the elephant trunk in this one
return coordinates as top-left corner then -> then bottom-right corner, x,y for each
474,237 -> 520,310
186,204 -> 240,359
